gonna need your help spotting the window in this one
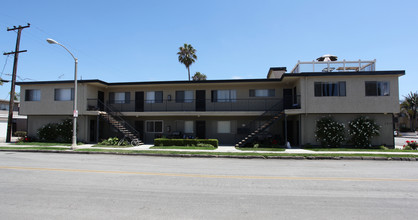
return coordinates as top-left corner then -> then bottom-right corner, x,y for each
314,82 -> 346,97
25,89 -> 41,101
146,121 -> 163,133
184,121 -> 194,133
365,81 -> 390,96
54,88 -> 74,101
146,91 -> 163,103
217,121 -> 231,133
211,90 -> 236,102
176,91 -> 194,103
109,92 -> 130,104
249,89 -> 275,97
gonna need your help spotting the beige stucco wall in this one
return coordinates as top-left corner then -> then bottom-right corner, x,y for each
301,75 -> 400,114
301,113 -> 394,147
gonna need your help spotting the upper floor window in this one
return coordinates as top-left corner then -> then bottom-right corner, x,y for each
365,81 -> 390,96
176,91 -> 193,103
54,88 -> 74,101
25,89 -> 41,101
249,89 -> 275,97
146,91 -> 163,103
314,82 -> 346,97
211,90 -> 236,102
109,92 -> 130,104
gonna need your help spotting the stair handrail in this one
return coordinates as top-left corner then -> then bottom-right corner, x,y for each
97,99 -> 141,139
236,99 -> 285,146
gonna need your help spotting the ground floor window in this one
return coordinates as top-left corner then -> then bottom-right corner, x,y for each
217,121 -> 231,133
146,121 -> 163,133
184,121 -> 194,133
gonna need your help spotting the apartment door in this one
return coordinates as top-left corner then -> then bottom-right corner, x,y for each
98,91 -> 104,111
196,90 -> 206,111
196,121 -> 206,139
283,89 -> 293,109
135,120 -> 144,142
135,91 -> 144,112
89,119 -> 97,142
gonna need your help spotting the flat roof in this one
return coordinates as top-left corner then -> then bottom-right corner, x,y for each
15,70 -> 405,86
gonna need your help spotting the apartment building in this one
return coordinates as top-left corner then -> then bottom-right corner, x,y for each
17,57 -> 404,147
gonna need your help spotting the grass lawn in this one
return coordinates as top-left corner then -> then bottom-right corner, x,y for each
14,142 -> 71,146
237,147 -> 286,151
150,146 -> 216,150
92,144 -> 133,148
304,148 -> 418,152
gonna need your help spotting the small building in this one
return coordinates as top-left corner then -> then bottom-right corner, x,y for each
0,99 -> 27,141
16,57 -> 404,147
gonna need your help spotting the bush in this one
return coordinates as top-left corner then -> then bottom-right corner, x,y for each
154,138 -> 218,148
37,119 -> 74,143
315,117 -> 346,147
99,137 -> 120,146
14,131 -> 27,137
348,116 -> 380,148
403,140 -> 418,150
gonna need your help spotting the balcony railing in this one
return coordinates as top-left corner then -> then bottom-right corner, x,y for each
86,98 -> 288,112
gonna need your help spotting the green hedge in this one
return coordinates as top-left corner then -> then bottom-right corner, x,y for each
154,138 -> 218,148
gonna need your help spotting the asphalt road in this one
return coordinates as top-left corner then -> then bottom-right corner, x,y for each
1,152 -> 418,220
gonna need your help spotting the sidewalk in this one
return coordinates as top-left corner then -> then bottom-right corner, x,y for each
1,143 -> 417,156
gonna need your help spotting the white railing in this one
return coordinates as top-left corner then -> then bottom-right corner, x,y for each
290,59 -> 376,73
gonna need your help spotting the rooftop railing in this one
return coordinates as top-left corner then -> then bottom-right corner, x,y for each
290,59 -> 376,73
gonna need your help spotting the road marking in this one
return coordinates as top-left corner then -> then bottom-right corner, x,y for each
1,166 -> 418,182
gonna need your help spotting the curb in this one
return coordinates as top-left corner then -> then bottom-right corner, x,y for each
1,149 -> 417,161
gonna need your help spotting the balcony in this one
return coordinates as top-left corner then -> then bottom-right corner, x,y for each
86,98 -> 289,112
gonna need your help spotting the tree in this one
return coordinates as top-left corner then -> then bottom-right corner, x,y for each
177,43 -> 197,81
192,72 -> 207,81
401,91 -> 418,131
348,116 -> 380,148
315,117 -> 346,147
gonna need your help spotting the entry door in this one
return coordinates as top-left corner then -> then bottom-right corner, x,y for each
196,121 -> 206,139
135,120 -> 144,142
98,91 -> 104,111
135,91 -> 144,112
196,90 -> 206,111
283,89 -> 293,109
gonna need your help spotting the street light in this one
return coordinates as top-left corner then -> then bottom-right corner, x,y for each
46,38 -> 78,149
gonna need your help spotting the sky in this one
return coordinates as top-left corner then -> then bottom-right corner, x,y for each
0,0 -> 417,101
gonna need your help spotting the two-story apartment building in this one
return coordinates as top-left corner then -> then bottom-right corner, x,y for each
17,58 -> 404,147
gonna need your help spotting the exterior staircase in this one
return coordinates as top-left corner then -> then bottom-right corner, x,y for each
97,100 -> 143,145
235,100 -> 284,148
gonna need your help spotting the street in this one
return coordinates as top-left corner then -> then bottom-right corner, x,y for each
1,152 -> 418,220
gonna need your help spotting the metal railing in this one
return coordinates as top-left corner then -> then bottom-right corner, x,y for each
87,98 -> 286,112
290,59 -> 376,73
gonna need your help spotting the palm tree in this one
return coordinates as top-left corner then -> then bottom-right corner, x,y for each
177,44 -> 197,81
401,91 -> 418,131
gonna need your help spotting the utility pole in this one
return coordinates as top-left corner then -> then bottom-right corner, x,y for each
3,23 -> 30,142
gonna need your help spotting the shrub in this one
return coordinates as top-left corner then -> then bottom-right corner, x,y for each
99,137 -> 120,146
403,140 -> 418,150
348,116 -> 380,148
154,138 -> 218,148
37,119 -> 74,143
315,117 -> 346,147
14,131 -> 27,137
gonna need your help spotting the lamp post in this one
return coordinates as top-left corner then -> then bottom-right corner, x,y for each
46,38 -> 78,149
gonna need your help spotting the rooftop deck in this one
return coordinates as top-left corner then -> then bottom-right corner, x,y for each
290,59 -> 376,73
